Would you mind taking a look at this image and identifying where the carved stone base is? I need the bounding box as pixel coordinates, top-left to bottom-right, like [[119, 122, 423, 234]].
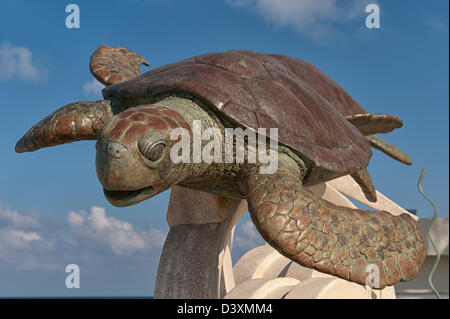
[[155, 176, 415, 299]]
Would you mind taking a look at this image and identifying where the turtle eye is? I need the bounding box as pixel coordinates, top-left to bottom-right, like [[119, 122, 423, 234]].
[[140, 140, 166, 163], [147, 142, 165, 161]]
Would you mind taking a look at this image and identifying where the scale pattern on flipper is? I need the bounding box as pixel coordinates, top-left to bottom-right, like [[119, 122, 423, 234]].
[[90, 45, 149, 86], [15, 100, 112, 153], [246, 154, 426, 288]]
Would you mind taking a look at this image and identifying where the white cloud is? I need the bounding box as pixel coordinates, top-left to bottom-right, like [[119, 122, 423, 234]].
[[0, 41, 47, 81], [234, 219, 265, 250], [0, 204, 166, 270], [82, 78, 104, 97], [68, 210, 85, 227], [69, 206, 165, 256], [225, 0, 374, 40], [11, 230, 41, 242], [0, 229, 41, 248], [0, 204, 41, 229], [0, 226, 55, 270]]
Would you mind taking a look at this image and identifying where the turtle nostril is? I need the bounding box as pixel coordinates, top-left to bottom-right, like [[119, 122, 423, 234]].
[[105, 141, 127, 159]]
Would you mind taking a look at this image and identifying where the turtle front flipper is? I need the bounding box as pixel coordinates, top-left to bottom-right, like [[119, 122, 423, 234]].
[[90, 45, 149, 86], [367, 135, 412, 165], [245, 152, 426, 288], [15, 100, 113, 153]]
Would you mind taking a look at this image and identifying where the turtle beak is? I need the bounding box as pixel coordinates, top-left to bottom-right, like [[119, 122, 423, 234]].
[[95, 138, 166, 206], [103, 187, 161, 207], [95, 140, 129, 191]]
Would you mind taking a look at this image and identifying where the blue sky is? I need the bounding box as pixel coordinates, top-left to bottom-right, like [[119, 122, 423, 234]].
[[0, 0, 448, 296]]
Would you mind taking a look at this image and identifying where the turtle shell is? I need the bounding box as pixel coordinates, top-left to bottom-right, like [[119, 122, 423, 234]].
[[103, 50, 371, 184]]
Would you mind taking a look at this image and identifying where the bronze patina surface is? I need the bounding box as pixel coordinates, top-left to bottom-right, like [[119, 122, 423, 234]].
[[15, 46, 425, 288]]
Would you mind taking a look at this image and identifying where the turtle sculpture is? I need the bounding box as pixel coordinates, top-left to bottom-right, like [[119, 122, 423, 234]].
[[15, 45, 426, 288]]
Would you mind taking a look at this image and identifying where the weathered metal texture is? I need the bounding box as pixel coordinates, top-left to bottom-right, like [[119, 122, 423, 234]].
[[368, 135, 413, 165], [96, 104, 192, 207], [13, 46, 425, 289], [15, 100, 113, 153], [350, 168, 377, 203], [103, 50, 372, 184], [346, 113, 403, 136], [90, 45, 149, 86], [264, 54, 367, 117], [247, 153, 427, 288]]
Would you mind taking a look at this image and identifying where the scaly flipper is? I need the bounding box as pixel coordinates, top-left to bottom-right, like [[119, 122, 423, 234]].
[[346, 113, 412, 165], [350, 168, 377, 203], [15, 100, 113, 153], [89, 45, 149, 86], [367, 135, 412, 165], [245, 152, 426, 288], [346, 113, 403, 136]]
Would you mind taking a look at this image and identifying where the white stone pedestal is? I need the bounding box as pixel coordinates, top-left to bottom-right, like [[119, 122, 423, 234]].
[[154, 176, 416, 299]]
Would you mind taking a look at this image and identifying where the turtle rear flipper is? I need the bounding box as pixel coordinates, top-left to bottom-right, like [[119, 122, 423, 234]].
[[89, 45, 149, 86], [367, 135, 412, 165], [346, 113, 412, 165], [350, 168, 377, 202], [346, 113, 403, 136]]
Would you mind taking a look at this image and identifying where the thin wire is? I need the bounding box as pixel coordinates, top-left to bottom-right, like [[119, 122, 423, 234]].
[[417, 168, 441, 299]]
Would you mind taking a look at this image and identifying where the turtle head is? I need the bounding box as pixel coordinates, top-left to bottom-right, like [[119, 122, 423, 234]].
[[15, 100, 194, 207], [96, 105, 191, 207]]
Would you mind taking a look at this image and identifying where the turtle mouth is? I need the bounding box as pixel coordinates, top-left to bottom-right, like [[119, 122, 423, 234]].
[[103, 186, 158, 207]]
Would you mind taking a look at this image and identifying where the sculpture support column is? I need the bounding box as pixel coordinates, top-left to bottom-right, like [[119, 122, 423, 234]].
[[154, 185, 247, 299]]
